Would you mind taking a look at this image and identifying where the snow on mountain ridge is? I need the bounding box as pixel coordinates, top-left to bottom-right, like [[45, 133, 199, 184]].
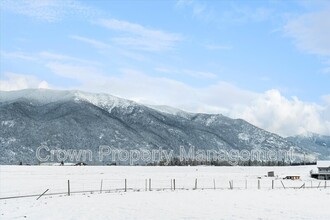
[[0, 89, 136, 112], [296, 131, 320, 138], [146, 104, 194, 119], [0, 89, 74, 103], [0, 89, 207, 117], [73, 90, 135, 112], [146, 105, 184, 115]]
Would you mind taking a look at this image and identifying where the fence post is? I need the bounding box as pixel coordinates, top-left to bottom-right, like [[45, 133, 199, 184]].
[[317, 182, 321, 189], [100, 179, 103, 193], [325, 181, 327, 189], [68, 180, 70, 196], [258, 179, 260, 189], [299, 183, 305, 189], [245, 179, 247, 189], [145, 179, 148, 191], [272, 180, 274, 189], [149, 178, 151, 191], [194, 178, 197, 190], [125, 179, 127, 192], [36, 189, 49, 200], [213, 179, 216, 190], [173, 179, 176, 190]]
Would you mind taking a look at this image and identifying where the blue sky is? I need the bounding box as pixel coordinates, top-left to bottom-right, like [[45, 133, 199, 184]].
[[0, 0, 329, 136]]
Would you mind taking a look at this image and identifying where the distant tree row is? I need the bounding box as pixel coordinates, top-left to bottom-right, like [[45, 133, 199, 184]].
[[19, 158, 316, 166], [144, 157, 316, 166]]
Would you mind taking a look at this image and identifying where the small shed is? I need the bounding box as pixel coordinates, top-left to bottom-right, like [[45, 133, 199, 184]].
[[268, 171, 274, 177], [317, 161, 330, 173], [284, 175, 300, 180], [75, 162, 87, 166]]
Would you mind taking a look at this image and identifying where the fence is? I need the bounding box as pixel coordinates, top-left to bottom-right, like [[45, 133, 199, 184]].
[[1, 178, 329, 200]]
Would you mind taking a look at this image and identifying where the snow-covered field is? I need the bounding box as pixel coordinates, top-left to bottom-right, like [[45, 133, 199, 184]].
[[1, 165, 330, 219]]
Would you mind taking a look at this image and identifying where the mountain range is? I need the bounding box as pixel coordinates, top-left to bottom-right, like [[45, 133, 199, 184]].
[[0, 89, 329, 165]]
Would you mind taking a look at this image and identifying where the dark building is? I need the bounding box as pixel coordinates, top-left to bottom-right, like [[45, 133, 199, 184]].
[[311, 161, 330, 180]]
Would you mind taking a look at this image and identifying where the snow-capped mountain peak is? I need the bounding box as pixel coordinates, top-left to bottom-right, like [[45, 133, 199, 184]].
[[0, 89, 135, 112]]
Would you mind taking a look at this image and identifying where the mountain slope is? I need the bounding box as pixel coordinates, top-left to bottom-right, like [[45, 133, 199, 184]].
[[286, 133, 330, 160], [0, 89, 310, 164]]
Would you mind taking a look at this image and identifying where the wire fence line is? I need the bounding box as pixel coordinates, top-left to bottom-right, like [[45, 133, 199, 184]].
[[1, 178, 329, 200]]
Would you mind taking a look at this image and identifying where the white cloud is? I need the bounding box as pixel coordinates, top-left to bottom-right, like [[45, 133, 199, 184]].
[[284, 7, 330, 72], [38, 81, 49, 89], [0, 72, 49, 91], [322, 94, 330, 104], [233, 90, 330, 137], [0, 0, 99, 22], [70, 35, 148, 61], [229, 5, 273, 23], [42, 62, 256, 114], [70, 35, 112, 50], [97, 19, 183, 51], [175, 0, 215, 22], [284, 8, 330, 56], [321, 59, 330, 74], [184, 70, 217, 79], [0, 50, 36, 61], [154, 67, 218, 79], [39, 51, 100, 66], [176, 0, 272, 24], [45, 62, 105, 82]]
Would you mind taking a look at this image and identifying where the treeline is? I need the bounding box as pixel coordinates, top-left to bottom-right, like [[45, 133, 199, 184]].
[[145, 158, 316, 166]]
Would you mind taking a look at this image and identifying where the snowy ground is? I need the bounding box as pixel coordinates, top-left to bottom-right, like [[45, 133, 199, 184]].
[[1, 165, 330, 219]]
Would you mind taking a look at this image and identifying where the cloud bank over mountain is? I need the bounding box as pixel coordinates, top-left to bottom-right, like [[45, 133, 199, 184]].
[[1, 71, 329, 137]]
